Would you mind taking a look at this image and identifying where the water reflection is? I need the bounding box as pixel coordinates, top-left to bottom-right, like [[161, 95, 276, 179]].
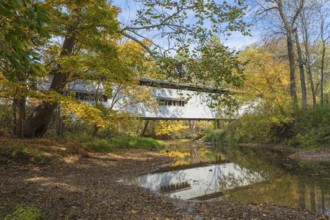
[[125, 163, 264, 200], [121, 143, 330, 216], [223, 147, 330, 216]]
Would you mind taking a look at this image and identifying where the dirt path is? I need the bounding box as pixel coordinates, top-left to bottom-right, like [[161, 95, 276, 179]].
[[290, 148, 330, 162], [0, 138, 328, 219]]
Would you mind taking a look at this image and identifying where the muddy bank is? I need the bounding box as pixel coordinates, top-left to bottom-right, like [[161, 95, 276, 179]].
[[0, 137, 328, 219]]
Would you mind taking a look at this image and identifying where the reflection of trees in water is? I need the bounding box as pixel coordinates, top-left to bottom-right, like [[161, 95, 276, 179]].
[[216, 165, 264, 195], [298, 181, 306, 209], [190, 146, 199, 163], [218, 147, 330, 215], [297, 178, 330, 215], [310, 183, 316, 211]]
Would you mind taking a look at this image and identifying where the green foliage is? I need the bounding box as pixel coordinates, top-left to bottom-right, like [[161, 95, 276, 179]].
[[69, 134, 165, 152], [4, 205, 41, 220], [205, 104, 330, 150], [288, 105, 330, 149], [0, 145, 47, 164], [0, 0, 50, 76], [85, 139, 115, 152], [201, 105, 295, 146], [0, 105, 12, 129], [111, 136, 164, 151], [227, 113, 292, 144], [133, 0, 249, 52], [201, 126, 227, 146], [158, 37, 245, 109]]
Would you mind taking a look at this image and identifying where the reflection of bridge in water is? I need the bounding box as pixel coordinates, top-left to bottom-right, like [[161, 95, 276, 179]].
[[124, 162, 265, 201]]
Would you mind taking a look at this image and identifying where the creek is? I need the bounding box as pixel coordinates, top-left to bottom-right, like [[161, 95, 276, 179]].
[[121, 140, 330, 216]]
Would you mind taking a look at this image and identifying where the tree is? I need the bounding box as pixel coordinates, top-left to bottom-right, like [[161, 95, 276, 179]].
[[119, 0, 249, 58], [22, 0, 124, 138], [255, 0, 305, 109], [294, 29, 307, 107], [0, 0, 51, 137], [239, 44, 291, 114], [298, 0, 318, 106], [317, 0, 330, 105]]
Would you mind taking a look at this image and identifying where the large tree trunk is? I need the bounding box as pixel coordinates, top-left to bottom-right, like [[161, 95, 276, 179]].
[[295, 31, 307, 107], [287, 32, 299, 109], [305, 57, 316, 106], [320, 40, 326, 106], [23, 29, 76, 138], [140, 120, 149, 137], [13, 98, 26, 138], [276, 0, 303, 109], [23, 103, 57, 138], [55, 106, 65, 137], [302, 27, 316, 106]]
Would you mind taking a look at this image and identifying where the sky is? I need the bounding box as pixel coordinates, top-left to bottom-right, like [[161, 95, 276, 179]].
[[219, 31, 259, 50], [112, 0, 260, 51]]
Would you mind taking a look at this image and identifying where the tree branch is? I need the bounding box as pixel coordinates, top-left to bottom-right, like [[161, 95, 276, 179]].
[[120, 31, 158, 60], [291, 0, 305, 28]]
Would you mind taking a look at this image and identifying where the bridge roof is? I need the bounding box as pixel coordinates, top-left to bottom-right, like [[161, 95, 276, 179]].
[[139, 78, 229, 94]]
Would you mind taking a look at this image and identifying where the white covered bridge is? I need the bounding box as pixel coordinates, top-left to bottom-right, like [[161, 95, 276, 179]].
[[129, 78, 223, 120], [39, 77, 251, 121]]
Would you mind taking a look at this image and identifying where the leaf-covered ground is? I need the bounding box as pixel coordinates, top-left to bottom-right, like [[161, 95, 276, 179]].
[[0, 136, 328, 219]]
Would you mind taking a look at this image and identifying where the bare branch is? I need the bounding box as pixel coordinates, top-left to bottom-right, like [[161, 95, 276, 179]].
[[291, 0, 305, 28]]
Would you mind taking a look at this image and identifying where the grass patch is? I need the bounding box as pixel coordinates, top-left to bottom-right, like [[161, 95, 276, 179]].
[[4, 205, 41, 220], [0, 145, 48, 164], [84, 136, 164, 152]]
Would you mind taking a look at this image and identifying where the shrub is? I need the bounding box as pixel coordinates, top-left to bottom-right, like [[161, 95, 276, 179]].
[[224, 112, 294, 144], [4, 205, 41, 220], [85, 139, 115, 152], [0, 105, 12, 129], [201, 128, 227, 146], [0, 145, 47, 164], [288, 105, 330, 149], [207, 104, 330, 150]]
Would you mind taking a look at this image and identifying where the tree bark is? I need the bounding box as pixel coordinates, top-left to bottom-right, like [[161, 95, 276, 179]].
[[302, 22, 316, 106], [320, 40, 326, 106], [305, 53, 316, 106], [141, 120, 149, 136], [13, 98, 26, 138], [55, 106, 64, 137], [295, 31, 307, 107], [287, 32, 299, 109], [23, 28, 76, 138], [276, 0, 304, 109]]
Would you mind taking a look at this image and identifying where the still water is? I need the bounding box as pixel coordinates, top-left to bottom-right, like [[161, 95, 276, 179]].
[[121, 141, 330, 216]]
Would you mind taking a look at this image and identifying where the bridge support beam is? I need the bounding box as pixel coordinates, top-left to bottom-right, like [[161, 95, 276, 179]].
[[214, 119, 221, 129]]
